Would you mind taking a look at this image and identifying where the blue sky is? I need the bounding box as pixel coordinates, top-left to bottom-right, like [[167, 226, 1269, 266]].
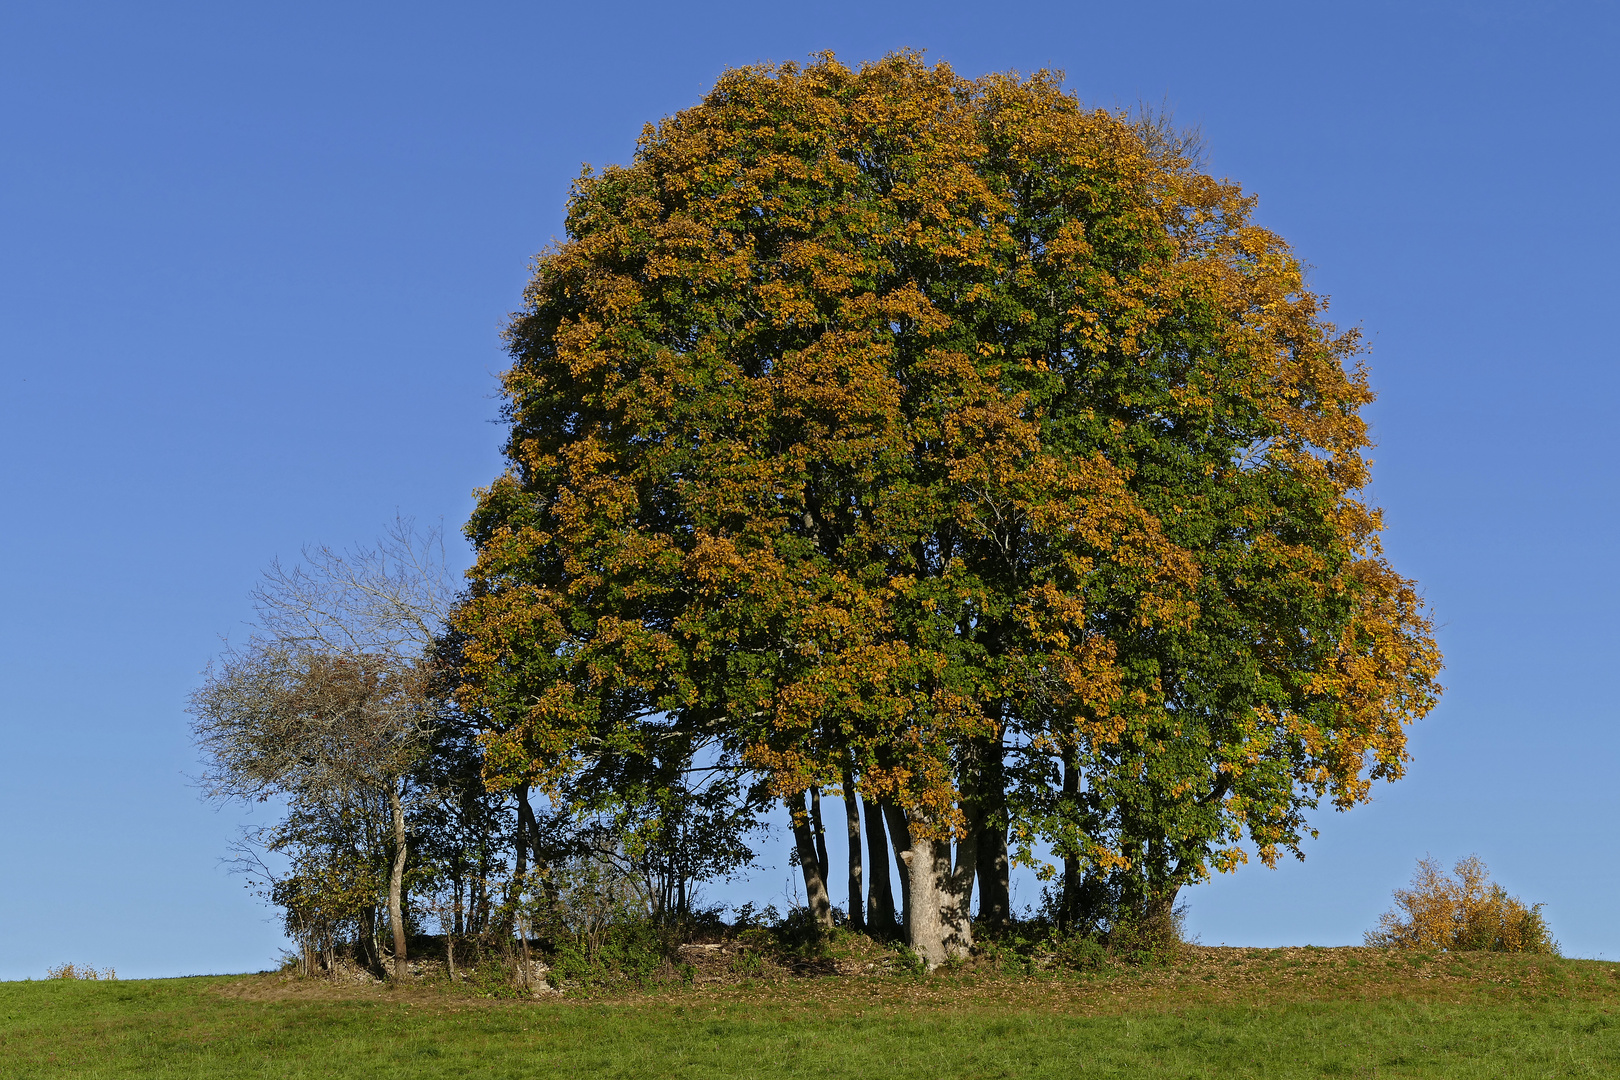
[[2, 1, 1616, 978]]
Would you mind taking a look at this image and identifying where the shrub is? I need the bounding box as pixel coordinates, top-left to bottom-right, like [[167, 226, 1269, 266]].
[[462, 954, 528, 998], [549, 919, 670, 988], [772, 906, 833, 959], [1049, 933, 1110, 972], [1366, 855, 1558, 954], [1105, 903, 1191, 966]]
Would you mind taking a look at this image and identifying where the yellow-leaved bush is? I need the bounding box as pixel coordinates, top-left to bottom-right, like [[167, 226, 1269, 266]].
[[1366, 855, 1557, 955]]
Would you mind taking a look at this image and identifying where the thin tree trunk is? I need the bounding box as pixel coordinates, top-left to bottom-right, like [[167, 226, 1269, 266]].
[[1151, 885, 1181, 941], [974, 727, 1010, 931], [809, 786, 830, 903], [388, 781, 409, 980], [879, 801, 913, 942], [862, 795, 895, 938], [842, 769, 864, 931], [503, 782, 536, 949], [1059, 746, 1080, 931], [677, 862, 688, 924], [955, 802, 980, 920], [976, 825, 1010, 929], [453, 869, 464, 937], [359, 892, 377, 969], [511, 783, 531, 902], [518, 915, 533, 991], [788, 793, 833, 928], [516, 787, 541, 872]]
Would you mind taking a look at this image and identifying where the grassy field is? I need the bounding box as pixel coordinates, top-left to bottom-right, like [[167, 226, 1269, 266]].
[[5, 947, 1620, 1078]]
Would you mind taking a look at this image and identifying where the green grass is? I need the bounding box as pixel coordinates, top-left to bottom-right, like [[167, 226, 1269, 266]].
[[6, 949, 1620, 1078]]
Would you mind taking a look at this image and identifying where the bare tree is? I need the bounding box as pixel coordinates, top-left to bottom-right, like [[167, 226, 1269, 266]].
[[190, 517, 452, 980]]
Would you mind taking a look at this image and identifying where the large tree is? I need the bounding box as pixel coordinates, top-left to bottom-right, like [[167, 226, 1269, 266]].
[[456, 53, 1441, 967]]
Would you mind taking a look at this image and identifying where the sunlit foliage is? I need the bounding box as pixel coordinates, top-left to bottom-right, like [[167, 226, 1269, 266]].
[[1366, 855, 1557, 955], [456, 51, 1442, 947]]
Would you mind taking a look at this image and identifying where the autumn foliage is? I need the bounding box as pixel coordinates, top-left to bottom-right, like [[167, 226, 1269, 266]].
[[454, 51, 1442, 962], [1366, 856, 1557, 955]]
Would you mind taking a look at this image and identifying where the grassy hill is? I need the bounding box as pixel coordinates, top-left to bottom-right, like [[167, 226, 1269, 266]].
[[4, 946, 1618, 1078]]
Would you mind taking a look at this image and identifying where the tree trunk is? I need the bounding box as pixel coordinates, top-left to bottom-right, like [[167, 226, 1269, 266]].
[[511, 783, 531, 895], [879, 801, 913, 943], [360, 906, 379, 971], [453, 868, 464, 937], [974, 729, 1010, 931], [1150, 885, 1181, 940], [862, 795, 895, 938], [505, 782, 540, 943], [976, 825, 1010, 929], [388, 781, 409, 980], [1059, 747, 1080, 931], [809, 786, 830, 901], [788, 793, 833, 928], [895, 808, 978, 970], [518, 915, 533, 991], [841, 770, 864, 931]]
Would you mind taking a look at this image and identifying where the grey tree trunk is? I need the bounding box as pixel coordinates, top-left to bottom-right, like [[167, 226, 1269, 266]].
[[884, 801, 979, 969], [862, 795, 895, 938], [388, 781, 409, 980], [842, 771, 864, 931], [788, 793, 834, 927]]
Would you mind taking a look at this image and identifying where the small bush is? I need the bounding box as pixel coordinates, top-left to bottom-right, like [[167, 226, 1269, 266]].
[[770, 907, 833, 960], [550, 919, 669, 988], [1049, 933, 1110, 972], [729, 950, 768, 978], [975, 898, 1189, 973], [1105, 904, 1190, 966], [46, 963, 115, 980], [1367, 855, 1558, 955], [461, 954, 527, 998], [888, 944, 928, 978]]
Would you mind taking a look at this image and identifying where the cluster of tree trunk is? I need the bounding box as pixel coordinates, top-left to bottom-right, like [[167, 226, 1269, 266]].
[[789, 784, 1013, 968]]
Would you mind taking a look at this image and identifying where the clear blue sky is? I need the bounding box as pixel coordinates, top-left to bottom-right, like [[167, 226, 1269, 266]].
[[3, 1, 1616, 979]]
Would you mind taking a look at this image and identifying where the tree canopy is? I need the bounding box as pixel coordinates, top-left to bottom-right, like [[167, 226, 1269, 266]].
[[454, 51, 1442, 965]]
